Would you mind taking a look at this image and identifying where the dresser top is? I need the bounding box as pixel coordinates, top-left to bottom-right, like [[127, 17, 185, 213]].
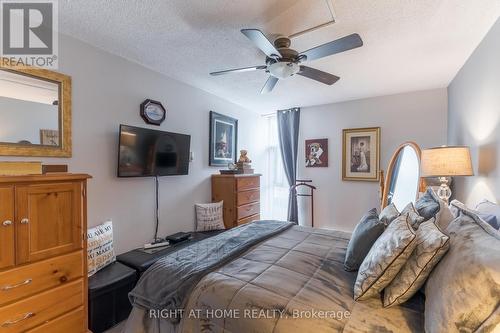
[[211, 173, 262, 178], [0, 173, 92, 184]]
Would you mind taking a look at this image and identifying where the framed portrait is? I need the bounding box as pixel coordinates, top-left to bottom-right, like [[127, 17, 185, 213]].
[[40, 129, 60, 146], [305, 138, 328, 167], [342, 127, 380, 181], [209, 111, 238, 166]]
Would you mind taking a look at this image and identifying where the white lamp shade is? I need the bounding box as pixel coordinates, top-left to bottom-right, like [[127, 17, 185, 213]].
[[421, 146, 474, 177]]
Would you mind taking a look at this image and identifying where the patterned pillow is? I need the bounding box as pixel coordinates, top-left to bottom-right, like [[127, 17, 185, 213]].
[[354, 215, 418, 301], [195, 201, 225, 231], [87, 220, 116, 276], [416, 188, 454, 230], [425, 202, 500, 332], [379, 203, 400, 225], [383, 218, 449, 307], [344, 208, 386, 271], [401, 203, 425, 229]]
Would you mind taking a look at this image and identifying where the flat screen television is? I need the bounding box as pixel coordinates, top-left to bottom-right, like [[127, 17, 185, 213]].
[[118, 125, 191, 177]]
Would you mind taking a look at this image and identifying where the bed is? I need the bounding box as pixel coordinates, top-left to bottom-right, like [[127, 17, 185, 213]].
[[123, 142, 499, 333], [124, 224, 423, 333]]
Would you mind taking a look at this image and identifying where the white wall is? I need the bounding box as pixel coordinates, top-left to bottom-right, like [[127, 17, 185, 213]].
[[448, 18, 500, 206], [0, 34, 264, 254], [0, 97, 58, 144], [297, 89, 448, 232]]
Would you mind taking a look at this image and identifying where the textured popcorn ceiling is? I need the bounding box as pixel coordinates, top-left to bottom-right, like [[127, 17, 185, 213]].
[[58, 0, 500, 113]]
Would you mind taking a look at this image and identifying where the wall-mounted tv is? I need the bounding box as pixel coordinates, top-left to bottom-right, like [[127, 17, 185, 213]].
[[117, 125, 191, 177]]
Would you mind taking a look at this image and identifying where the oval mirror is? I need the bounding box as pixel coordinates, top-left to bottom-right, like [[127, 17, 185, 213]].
[[382, 142, 422, 211]]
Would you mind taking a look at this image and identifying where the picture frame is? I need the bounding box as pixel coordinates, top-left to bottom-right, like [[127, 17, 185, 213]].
[[305, 138, 328, 167], [40, 129, 60, 146], [342, 127, 380, 181], [209, 111, 238, 166]]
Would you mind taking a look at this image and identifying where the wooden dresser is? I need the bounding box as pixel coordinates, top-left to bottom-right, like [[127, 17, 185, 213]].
[[211, 174, 261, 229], [0, 174, 91, 333]]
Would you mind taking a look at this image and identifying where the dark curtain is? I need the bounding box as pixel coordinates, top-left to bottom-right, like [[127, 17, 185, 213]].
[[277, 107, 300, 223]]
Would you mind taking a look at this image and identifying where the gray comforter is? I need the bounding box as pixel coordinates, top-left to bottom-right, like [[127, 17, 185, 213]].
[[124, 224, 424, 333], [129, 220, 293, 320]]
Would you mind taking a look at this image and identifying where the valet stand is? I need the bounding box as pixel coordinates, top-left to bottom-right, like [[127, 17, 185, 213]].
[[292, 179, 317, 227]]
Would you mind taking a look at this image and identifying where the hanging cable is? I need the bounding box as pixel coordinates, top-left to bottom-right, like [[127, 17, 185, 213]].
[[153, 175, 160, 243]]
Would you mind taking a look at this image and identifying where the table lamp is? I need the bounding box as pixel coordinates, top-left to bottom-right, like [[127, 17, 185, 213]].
[[420, 146, 474, 203]]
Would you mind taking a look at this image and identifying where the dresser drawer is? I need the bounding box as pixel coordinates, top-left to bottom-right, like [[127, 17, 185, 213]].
[[26, 307, 85, 333], [237, 202, 260, 220], [0, 251, 83, 306], [236, 176, 260, 191], [0, 279, 83, 333], [236, 189, 260, 206], [237, 214, 260, 226]]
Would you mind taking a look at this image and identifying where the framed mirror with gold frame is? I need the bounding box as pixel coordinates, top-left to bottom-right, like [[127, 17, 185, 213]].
[[0, 59, 71, 157]]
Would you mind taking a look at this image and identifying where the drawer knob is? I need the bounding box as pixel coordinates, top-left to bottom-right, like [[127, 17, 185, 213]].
[[2, 220, 12, 226], [1, 312, 35, 327], [1, 278, 32, 291], [20, 218, 29, 224]]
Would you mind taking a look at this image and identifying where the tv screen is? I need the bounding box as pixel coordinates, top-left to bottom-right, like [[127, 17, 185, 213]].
[[118, 125, 191, 177]]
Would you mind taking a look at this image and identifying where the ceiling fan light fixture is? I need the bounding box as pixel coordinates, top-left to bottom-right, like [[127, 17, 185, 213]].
[[268, 62, 300, 79]]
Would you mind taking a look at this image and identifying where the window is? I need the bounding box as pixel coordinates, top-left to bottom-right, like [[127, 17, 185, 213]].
[[261, 113, 288, 220]]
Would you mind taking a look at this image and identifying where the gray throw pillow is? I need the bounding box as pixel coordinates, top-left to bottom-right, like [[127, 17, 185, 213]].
[[379, 203, 400, 225], [478, 213, 499, 230], [383, 218, 449, 307], [415, 188, 440, 220], [424, 202, 500, 332], [344, 208, 386, 271], [401, 203, 425, 229], [476, 199, 500, 229], [354, 215, 417, 301]]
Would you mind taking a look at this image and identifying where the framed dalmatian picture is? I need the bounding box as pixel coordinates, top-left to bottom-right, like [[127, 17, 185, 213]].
[[305, 138, 328, 167]]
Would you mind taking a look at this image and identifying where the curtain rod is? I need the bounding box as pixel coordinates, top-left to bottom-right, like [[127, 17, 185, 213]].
[[261, 107, 300, 118]]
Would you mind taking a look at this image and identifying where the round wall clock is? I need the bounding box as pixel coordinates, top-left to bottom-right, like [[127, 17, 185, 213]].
[[140, 99, 166, 125]]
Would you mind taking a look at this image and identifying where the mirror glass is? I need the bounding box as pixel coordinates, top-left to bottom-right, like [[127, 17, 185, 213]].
[[0, 69, 60, 146], [387, 145, 420, 211]]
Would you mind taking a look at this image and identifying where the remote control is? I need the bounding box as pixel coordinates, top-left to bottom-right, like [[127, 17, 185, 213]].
[[143, 240, 170, 249]]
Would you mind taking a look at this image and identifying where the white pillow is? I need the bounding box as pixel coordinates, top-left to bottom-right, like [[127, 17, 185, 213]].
[[195, 201, 225, 231], [87, 220, 116, 276]]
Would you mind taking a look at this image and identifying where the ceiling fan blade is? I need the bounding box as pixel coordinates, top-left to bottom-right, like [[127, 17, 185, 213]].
[[261, 76, 279, 94], [297, 66, 340, 85], [300, 33, 363, 62], [210, 65, 267, 76], [241, 29, 282, 58]]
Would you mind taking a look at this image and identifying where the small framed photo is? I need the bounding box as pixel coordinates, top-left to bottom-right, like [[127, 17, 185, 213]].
[[209, 111, 238, 166], [305, 139, 328, 167], [342, 127, 380, 181], [40, 129, 59, 146]]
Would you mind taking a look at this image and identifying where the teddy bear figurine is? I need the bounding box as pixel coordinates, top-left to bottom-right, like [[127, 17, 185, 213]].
[[238, 150, 252, 163]]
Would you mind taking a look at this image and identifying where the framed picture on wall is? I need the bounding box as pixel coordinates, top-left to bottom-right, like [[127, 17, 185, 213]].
[[305, 138, 328, 167], [40, 129, 60, 146], [342, 127, 380, 181], [209, 111, 238, 166]]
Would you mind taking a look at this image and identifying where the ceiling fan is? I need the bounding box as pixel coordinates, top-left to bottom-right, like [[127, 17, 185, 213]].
[[210, 29, 363, 94]]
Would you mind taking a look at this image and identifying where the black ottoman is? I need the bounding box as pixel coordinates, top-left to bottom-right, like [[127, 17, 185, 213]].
[[88, 262, 137, 333], [117, 230, 224, 276]]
